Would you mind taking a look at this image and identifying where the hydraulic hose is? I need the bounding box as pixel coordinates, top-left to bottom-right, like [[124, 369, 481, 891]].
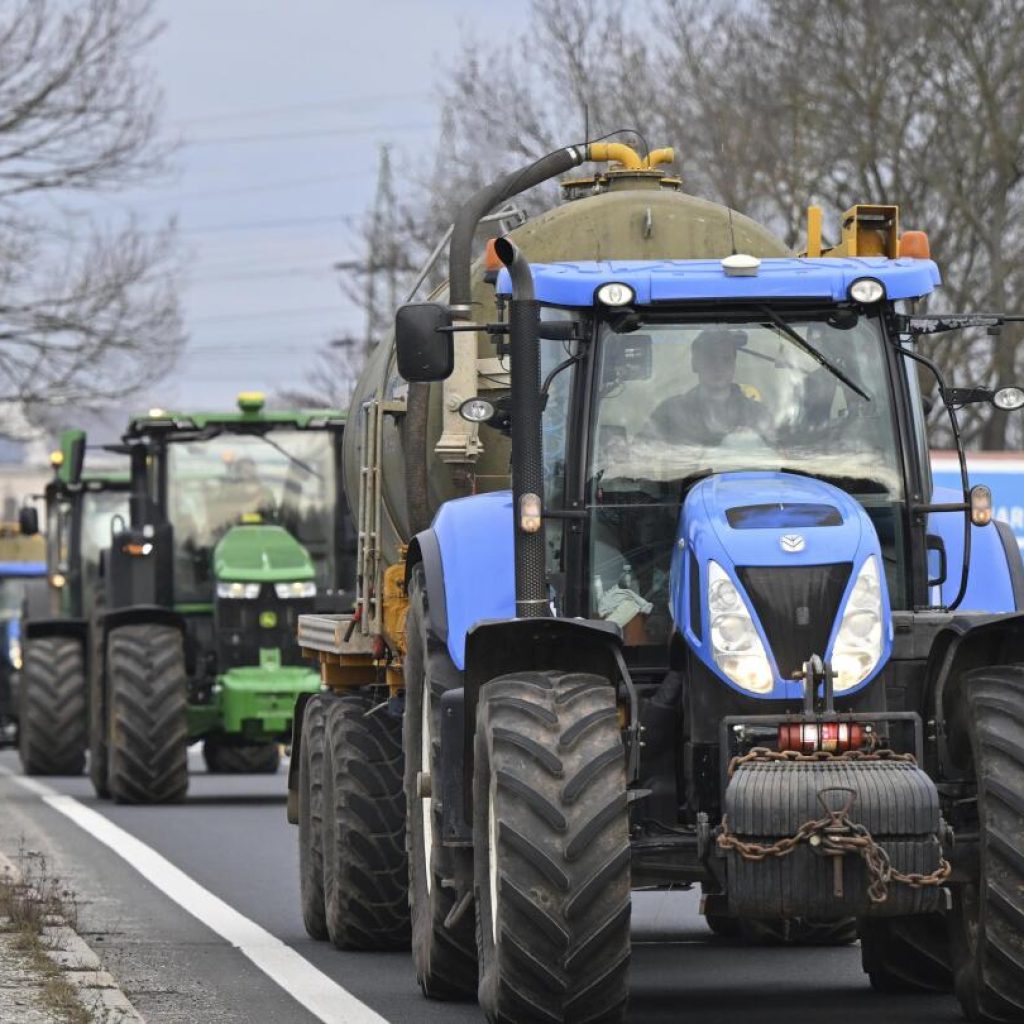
[[404, 144, 588, 537]]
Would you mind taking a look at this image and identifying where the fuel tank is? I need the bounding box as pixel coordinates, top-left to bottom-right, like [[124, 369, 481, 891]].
[[344, 169, 790, 568]]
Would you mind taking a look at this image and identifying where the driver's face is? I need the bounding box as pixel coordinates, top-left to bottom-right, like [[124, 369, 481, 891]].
[[694, 345, 737, 389]]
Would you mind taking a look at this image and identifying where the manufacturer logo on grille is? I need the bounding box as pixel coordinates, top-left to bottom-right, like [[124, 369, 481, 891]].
[[779, 534, 806, 553]]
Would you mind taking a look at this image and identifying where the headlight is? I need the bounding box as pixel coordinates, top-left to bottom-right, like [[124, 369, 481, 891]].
[[217, 581, 261, 600], [832, 556, 884, 691], [274, 581, 316, 599], [10, 639, 21, 670], [707, 561, 774, 694]]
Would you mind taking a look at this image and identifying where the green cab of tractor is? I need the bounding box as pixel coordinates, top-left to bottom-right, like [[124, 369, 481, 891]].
[[93, 393, 355, 803]]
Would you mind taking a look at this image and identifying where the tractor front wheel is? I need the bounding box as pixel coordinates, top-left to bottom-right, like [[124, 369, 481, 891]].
[[321, 692, 410, 950], [474, 671, 631, 1024], [949, 665, 1024, 1022], [88, 594, 109, 798], [18, 636, 86, 775], [859, 915, 952, 993], [107, 624, 188, 804], [298, 694, 329, 940]]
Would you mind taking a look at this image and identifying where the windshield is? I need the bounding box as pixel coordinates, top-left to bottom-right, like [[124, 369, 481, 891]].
[[588, 313, 908, 641], [0, 579, 29, 618], [81, 490, 129, 603], [166, 430, 337, 602]]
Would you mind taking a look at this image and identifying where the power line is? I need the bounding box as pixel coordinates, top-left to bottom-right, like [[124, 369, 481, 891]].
[[172, 92, 427, 128], [189, 304, 345, 326], [192, 265, 336, 285], [180, 213, 358, 236], [126, 170, 376, 209], [182, 121, 434, 148]]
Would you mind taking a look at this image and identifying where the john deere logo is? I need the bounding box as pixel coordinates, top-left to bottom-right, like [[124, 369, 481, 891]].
[[780, 534, 805, 553]]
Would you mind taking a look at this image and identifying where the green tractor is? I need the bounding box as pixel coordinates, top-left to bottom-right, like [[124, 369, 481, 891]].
[[18, 430, 130, 776], [92, 393, 354, 802]]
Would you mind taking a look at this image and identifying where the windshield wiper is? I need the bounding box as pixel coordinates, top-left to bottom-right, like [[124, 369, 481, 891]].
[[257, 433, 322, 479], [760, 306, 871, 402]]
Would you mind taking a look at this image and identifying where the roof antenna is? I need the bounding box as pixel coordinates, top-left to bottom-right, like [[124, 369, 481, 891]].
[[727, 206, 738, 256], [583, 101, 590, 145]]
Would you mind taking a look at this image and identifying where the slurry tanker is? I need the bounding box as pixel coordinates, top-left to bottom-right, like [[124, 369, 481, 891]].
[[293, 141, 1024, 1024]]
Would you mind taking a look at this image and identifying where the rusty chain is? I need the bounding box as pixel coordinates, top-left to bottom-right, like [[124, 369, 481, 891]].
[[717, 748, 951, 903], [726, 745, 917, 779]]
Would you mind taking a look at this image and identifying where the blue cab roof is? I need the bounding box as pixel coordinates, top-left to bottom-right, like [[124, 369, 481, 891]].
[[496, 256, 941, 306], [0, 561, 46, 577]]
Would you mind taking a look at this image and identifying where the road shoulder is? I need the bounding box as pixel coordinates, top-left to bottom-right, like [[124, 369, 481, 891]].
[[0, 847, 144, 1023]]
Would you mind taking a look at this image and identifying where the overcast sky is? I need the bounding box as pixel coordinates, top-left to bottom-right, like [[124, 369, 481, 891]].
[[111, 0, 528, 415]]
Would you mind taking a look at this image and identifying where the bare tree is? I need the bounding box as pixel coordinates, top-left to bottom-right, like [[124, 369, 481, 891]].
[[0, 0, 181, 417], [355, 0, 1024, 448]]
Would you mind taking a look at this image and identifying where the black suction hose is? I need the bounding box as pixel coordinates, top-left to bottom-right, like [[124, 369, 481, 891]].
[[404, 145, 588, 537]]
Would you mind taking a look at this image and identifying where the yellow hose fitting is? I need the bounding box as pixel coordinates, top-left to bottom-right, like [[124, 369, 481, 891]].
[[587, 142, 644, 170], [643, 147, 675, 169]]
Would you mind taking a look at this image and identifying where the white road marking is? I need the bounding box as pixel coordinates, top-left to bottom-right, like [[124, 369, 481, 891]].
[[0, 769, 389, 1024]]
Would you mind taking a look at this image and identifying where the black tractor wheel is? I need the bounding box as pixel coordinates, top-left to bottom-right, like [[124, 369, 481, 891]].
[[299, 693, 329, 940], [107, 624, 188, 804], [404, 565, 477, 999], [474, 671, 631, 1024], [88, 593, 109, 798], [859, 915, 953, 993], [949, 665, 1024, 1022], [18, 636, 87, 775], [321, 692, 410, 950], [203, 737, 280, 774]]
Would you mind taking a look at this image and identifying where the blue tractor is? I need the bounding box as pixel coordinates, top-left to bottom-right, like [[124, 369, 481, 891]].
[[390, 147, 1024, 1024]]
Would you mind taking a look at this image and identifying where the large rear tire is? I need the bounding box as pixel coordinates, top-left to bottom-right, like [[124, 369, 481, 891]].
[[859, 915, 953, 993], [474, 671, 631, 1024], [88, 593, 109, 798], [949, 666, 1024, 1022], [404, 565, 477, 999], [321, 692, 410, 950], [18, 636, 86, 775], [203, 737, 280, 774], [107, 624, 188, 804], [298, 693, 328, 940]]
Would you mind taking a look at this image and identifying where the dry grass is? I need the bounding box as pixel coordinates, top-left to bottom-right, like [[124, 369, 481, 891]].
[[0, 846, 92, 1023]]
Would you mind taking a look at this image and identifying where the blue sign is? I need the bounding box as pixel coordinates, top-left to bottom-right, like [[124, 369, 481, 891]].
[[932, 453, 1024, 549]]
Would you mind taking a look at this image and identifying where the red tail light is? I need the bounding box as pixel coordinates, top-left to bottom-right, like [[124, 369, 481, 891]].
[[778, 722, 867, 754]]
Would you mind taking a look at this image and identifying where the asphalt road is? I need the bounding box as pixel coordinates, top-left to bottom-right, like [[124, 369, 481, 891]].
[[0, 748, 963, 1024]]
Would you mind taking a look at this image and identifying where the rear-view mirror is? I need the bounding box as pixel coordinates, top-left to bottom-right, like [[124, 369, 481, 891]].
[[925, 534, 947, 589], [395, 302, 454, 383], [18, 505, 39, 537], [607, 334, 652, 383]]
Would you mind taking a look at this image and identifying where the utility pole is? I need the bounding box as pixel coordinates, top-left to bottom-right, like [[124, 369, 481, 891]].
[[333, 144, 405, 366]]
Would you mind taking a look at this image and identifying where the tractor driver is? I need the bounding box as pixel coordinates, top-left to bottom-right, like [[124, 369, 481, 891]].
[[647, 328, 770, 445], [213, 456, 277, 530]]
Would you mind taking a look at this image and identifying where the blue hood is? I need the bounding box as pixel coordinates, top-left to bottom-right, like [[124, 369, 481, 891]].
[[670, 471, 892, 700]]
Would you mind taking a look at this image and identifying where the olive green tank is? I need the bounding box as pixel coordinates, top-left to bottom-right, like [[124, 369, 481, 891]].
[[345, 160, 789, 567]]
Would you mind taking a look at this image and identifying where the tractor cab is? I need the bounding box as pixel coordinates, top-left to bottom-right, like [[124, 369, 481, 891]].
[[33, 431, 130, 621], [16, 429, 129, 774], [475, 208, 1024, 691], [93, 393, 356, 801]]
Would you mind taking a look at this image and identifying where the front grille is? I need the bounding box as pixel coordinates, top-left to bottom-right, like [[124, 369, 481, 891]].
[[215, 587, 314, 671], [736, 564, 851, 678]]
